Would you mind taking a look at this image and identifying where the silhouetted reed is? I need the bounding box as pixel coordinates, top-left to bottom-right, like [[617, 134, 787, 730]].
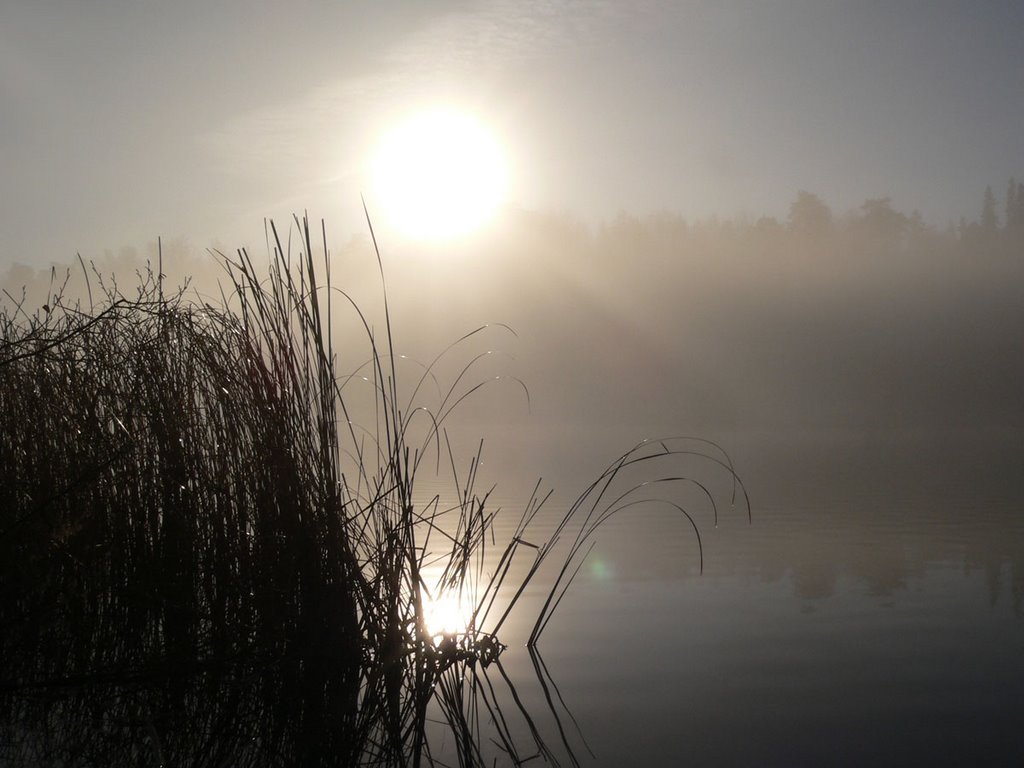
[[0, 215, 747, 766]]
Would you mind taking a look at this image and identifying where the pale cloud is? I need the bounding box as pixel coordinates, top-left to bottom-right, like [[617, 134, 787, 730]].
[[380, 0, 625, 73], [3, 1, 1022, 268], [200, 0, 628, 213]]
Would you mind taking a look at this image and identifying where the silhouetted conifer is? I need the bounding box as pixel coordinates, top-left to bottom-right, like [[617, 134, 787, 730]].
[[982, 185, 999, 232]]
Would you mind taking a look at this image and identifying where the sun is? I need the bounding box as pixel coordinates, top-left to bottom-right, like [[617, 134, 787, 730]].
[[370, 109, 507, 241]]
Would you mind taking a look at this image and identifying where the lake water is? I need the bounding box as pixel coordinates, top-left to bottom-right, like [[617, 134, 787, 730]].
[[427, 434, 1024, 766]]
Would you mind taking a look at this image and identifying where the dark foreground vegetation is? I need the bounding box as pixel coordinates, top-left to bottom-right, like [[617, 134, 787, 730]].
[[0, 217, 745, 766]]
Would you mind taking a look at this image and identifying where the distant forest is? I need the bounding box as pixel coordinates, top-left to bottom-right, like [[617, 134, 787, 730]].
[[2, 181, 1023, 495], [579, 179, 1024, 261], [3, 180, 1024, 296], [772, 180, 1024, 251]]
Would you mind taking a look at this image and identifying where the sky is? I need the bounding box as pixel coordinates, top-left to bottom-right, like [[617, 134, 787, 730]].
[[2, 1, 1023, 267], [4, 8, 1024, 760]]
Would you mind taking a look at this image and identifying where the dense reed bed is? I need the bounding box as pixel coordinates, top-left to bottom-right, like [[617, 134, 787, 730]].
[[0, 216, 747, 766]]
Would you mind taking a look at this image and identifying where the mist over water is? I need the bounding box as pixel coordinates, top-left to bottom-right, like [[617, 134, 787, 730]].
[[5, 194, 1022, 572], [4, 191, 1024, 764], [5, 0, 1024, 762]]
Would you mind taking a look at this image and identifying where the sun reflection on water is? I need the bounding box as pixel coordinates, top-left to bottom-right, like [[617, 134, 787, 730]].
[[422, 591, 473, 640]]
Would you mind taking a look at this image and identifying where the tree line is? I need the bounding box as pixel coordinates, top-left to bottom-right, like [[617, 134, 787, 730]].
[[760, 180, 1024, 255], [4, 179, 1023, 308]]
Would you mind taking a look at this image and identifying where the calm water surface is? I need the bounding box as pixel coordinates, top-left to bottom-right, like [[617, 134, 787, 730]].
[[439, 437, 1024, 766]]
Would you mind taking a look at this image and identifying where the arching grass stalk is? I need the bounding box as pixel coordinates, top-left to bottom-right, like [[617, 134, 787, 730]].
[[522, 438, 751, 646], [1, 213, 747, 766]]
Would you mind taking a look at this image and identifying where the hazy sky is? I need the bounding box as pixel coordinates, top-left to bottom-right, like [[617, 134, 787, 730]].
[[2, 1, 1022, 266]]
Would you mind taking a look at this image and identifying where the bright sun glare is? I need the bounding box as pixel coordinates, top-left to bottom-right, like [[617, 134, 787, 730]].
[[423, 592, 472, 638], [370, 109, 507, 241]]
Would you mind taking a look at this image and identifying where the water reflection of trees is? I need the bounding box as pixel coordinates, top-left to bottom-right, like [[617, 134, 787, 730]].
[[706, 492, 1024, 611]]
